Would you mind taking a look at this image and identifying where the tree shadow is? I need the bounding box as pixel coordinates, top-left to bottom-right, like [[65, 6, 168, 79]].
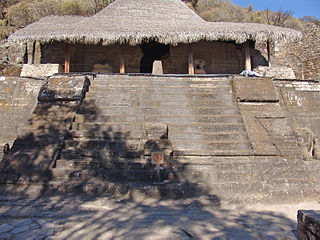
[[50, 97, 209, 201], [0, 193, 299, 239], [0, 74, 300, 239]]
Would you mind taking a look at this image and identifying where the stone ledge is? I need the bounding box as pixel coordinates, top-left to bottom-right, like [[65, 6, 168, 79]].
[[38, 75, 90, 102], [21, 64, 63, 78], [233, 77, 279, 102]]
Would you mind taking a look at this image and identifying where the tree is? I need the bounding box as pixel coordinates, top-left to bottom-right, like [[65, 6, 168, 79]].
[[87, 0, 114, 14], [302, 16, 320, 26], [0, 0, 20, 19], [265, 8, 294, 27], [6, 1, 33, 28]]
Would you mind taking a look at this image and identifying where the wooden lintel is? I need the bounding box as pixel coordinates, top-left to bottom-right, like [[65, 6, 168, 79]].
[[267, 40, 271, 67], [188, 44, 194, 75], [244, 41, 251, 71], [64, 40, 70, 73], [120, 45, 125, 73]]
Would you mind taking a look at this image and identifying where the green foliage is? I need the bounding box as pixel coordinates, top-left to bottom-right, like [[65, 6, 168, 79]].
[[61, 0, 82, 15], [302, 16, 320, 26], [196, 0, 305, 30], [0, 0, 115, 39], [0, 19, 14, 38], [6, 1, 35, 28]]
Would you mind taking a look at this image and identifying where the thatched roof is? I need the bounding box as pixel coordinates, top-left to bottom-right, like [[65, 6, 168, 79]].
[[8, 0, 302, 45]]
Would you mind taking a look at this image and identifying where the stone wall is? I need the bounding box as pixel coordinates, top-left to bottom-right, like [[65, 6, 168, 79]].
[[256, 24, 320, 80], [0, 40, 25, 76], [21, 64, 63, 78], [275, 80, 320, 160], [0, 75, 90, 185], [0, 77, 43, 151]]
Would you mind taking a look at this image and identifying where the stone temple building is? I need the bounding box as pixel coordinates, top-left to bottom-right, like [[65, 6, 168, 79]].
[[1, 0, 320, 203], [9, 0, 301, 76]]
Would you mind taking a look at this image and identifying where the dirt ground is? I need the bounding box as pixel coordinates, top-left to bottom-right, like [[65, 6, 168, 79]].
[[0, 191, 319, 240]]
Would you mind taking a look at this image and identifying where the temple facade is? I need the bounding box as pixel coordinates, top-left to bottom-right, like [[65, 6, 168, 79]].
[[9, 0, 301, 76]]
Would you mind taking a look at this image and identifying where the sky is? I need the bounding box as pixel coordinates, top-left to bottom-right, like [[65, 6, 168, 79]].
[[232, 0, 320, 19]]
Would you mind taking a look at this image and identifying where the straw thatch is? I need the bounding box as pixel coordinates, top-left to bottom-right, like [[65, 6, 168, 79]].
[[8, 0, 302, 45]]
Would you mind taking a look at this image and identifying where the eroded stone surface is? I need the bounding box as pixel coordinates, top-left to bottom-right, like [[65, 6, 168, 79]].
[[0, 77, 43, 148], [298, 210, 320, 240], [233, 77, 279, 102], [21, 64, 63, 78]]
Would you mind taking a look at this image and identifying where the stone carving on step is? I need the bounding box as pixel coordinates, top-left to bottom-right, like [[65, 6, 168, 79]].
[[296, 128, 319, 161]]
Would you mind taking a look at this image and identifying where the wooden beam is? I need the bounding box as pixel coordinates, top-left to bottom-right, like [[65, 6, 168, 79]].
[[120, 45, 125, 73], [188, 44, 194, 75], [27, 41, 35, 64], [244, 41, 251, 71], [64, 40, 70, 73], [267, 40, 271, 67], [34, 41, 41, 64]]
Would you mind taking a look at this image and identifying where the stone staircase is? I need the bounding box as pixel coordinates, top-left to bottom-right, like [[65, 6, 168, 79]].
[[51, 75, 253, 184], [2, 74, 319, 203]]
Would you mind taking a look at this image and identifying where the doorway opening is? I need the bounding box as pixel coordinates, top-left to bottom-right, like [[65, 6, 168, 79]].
[[140, 42, 170, 73]]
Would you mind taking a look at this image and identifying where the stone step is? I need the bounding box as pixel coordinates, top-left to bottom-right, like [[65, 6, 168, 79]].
[[51, 168, 156, 182], [71, 122, 144, 132], [63, 138, 250, 151], [61, 149, 117, 160], [47, 180, 199, 199], [88, 87, 232, 95], [70, 131, 249, 142], [64, 139, 117, 150], [55, 158, 144, 169], [173, 149, 254, 156], [69, 130, 143, 139], [172, 141, 252, 151], [74, 114, 243, 124], [85, 92, 234, 102], [82, 96, 234, 108], [90, 83, 231, 91], [169, 132, 249, 141], [169, 123, 247, 133], [77, 107, 240, 116], [93, 76, 230, 83], [90, 81, 231, 88], [71, 122, 246, 133]]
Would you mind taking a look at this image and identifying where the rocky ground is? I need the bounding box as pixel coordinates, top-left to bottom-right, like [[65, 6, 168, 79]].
[[0, 190, 319, 240]]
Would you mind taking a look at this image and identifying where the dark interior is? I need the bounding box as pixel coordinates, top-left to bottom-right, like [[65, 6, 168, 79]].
[[140, 42, 170, 73]]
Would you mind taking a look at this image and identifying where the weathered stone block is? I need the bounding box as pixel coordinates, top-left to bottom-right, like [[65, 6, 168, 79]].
[[21, 64, 63, 78], [145, 123, 168, 140], [38, 75, 89, 102], [254, 66, 296, 79], [116, 140, 144, 158], [152, 60, 163, 74], [233, 77, 279, 102], [298, 210, 320, 240], [7, 42, 25, 64]]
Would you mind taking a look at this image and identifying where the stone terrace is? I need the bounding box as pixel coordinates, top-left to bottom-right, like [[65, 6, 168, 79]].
[[0, 74, 319, 204]]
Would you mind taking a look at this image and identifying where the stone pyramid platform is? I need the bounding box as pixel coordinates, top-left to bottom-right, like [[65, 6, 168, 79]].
[[1, 74, 320, 203]]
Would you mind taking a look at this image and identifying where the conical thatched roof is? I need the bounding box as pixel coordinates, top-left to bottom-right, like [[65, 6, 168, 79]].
[[8, 0, 302, 45]]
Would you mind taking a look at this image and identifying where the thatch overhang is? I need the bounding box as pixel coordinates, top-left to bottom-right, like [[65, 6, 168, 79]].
[[8, 0, 302, 45]]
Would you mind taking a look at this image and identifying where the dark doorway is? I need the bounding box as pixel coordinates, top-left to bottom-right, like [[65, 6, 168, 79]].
[[140, 42, 170, 73]]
